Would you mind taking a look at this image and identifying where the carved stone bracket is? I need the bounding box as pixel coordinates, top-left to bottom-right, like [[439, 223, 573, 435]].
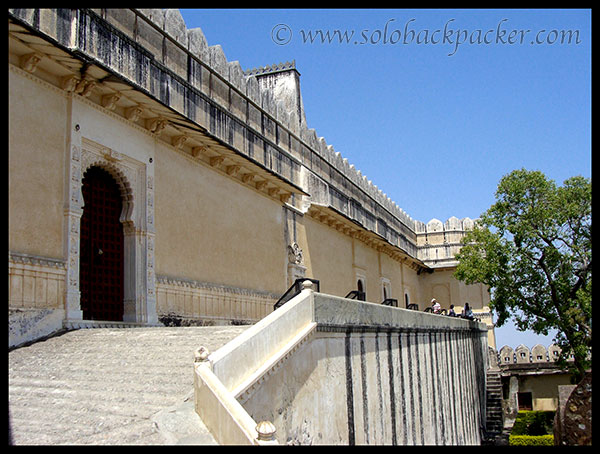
[[146, 117, 168, 134], [101, 93, 121, 111], [19, 52, 42, 73]]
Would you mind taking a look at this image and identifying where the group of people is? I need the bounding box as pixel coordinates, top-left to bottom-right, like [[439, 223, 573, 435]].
[[430, 298, 474, 320]]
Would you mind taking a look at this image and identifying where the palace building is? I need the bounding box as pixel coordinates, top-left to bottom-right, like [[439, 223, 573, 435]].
[[8, 9, 493, 348]]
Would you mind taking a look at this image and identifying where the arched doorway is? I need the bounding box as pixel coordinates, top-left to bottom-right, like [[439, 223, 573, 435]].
[[79, 166, 124, 321]]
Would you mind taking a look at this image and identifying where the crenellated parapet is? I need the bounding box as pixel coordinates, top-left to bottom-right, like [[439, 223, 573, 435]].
[[8, 7, 479, 270], [497, 343, 573, 365], [415, 217, 478, 268], [132, 10, 422, 236]]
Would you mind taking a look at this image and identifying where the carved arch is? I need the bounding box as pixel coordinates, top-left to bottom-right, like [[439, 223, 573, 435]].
[[64, 137, 157, 324], [81, 155, 135, 229]]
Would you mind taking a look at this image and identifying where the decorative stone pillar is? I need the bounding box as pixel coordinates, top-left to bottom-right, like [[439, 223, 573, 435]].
[[64, 109, 84, 321], [194, 346, 210, 363], [122, 223, 140, 323]]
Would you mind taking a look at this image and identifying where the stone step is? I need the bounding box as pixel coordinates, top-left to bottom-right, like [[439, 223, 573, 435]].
[[9, 383, 179, 409], [485, 371, 504, 441], [486, 420, 503, 427], [487, 416, 503, 422], [486, 406, 503, 413], [10, 412, 164, 445], [487, 417, 503, 423], [9, 325, 248, 445]]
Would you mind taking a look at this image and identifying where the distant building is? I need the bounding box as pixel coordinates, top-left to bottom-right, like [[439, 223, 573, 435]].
[[497, 344, 574, 419]]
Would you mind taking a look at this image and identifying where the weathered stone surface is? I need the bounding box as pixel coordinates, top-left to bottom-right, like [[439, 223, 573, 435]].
[[228, 60, 245, 91], [163, 9, 187, 45], [557, 371, 592, 446], [187, 27, 209, 63], [236, 293, 488, 445], [554, 383, 576, 445], [209, 44, 228, 78], [8, 326, 248, 445], [138, 8, 165, 28], [9, 308, 64, 348]]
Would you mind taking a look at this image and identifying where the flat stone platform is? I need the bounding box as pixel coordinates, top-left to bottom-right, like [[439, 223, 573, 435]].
[[8, 325, 249, 445]]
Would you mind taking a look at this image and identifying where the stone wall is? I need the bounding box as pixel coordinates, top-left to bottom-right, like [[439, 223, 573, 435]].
[[415, 217, 477, 268], [8, 253, 68, 347], [197, 288, 489, 445], [8, 8, 473, 267], [8, 253, 66, 311], [155, 275, 278, 325], [9, 9, 490, 342]]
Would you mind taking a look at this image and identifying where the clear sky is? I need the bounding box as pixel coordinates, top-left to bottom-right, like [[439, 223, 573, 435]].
[[179, 9, 591, 350]]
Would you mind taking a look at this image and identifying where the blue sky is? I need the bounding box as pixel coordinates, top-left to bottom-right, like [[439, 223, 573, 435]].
[[179, 9, 591, 349]]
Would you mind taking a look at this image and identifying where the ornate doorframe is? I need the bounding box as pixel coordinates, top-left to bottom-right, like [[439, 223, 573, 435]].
[[80, 166, 125, 321], [64, 136, 157, 324]]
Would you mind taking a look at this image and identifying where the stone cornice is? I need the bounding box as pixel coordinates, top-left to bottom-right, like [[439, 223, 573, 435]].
[[156, 275, 280, 300], [8, 8, 477, 269], [9, 252, 66, 270]]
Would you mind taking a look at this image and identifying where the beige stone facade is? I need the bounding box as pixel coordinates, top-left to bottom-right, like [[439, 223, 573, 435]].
[[8, 9, 492, 346]]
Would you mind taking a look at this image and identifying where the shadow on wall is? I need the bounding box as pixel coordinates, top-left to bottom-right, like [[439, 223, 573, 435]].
[[195, 287, 488, 445]]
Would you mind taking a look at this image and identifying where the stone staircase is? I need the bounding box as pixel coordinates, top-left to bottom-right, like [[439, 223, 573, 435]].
[[483, 370, 506, 445], [8, 325, 248, 445]]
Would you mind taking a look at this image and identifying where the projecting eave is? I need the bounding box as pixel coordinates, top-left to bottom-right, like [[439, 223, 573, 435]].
[[306, 203, 430, 273], [9, 11, 308, 205]]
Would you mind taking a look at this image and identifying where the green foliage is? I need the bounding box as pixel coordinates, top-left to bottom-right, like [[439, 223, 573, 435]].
[[454, 169, 591, 379], [511, 411, 555, 435], [509, 434, 554, 446]]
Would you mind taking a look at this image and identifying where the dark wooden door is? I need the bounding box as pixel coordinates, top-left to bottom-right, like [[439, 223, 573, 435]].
[[80, 166, 124, 321]]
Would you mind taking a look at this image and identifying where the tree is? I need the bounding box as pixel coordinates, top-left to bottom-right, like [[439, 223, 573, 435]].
[[454, 169, 591, 380]]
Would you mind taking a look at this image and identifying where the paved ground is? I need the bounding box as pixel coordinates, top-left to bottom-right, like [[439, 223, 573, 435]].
[[8, 325, 249, 445]]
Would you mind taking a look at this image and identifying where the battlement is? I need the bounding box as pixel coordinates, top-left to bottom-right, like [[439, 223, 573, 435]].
[[415, 216, 478, 268], [132, 10, 479, 255], [497, 344, 574, 365], [134, 8, 423, 232], [9, 8, 477, 270]]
